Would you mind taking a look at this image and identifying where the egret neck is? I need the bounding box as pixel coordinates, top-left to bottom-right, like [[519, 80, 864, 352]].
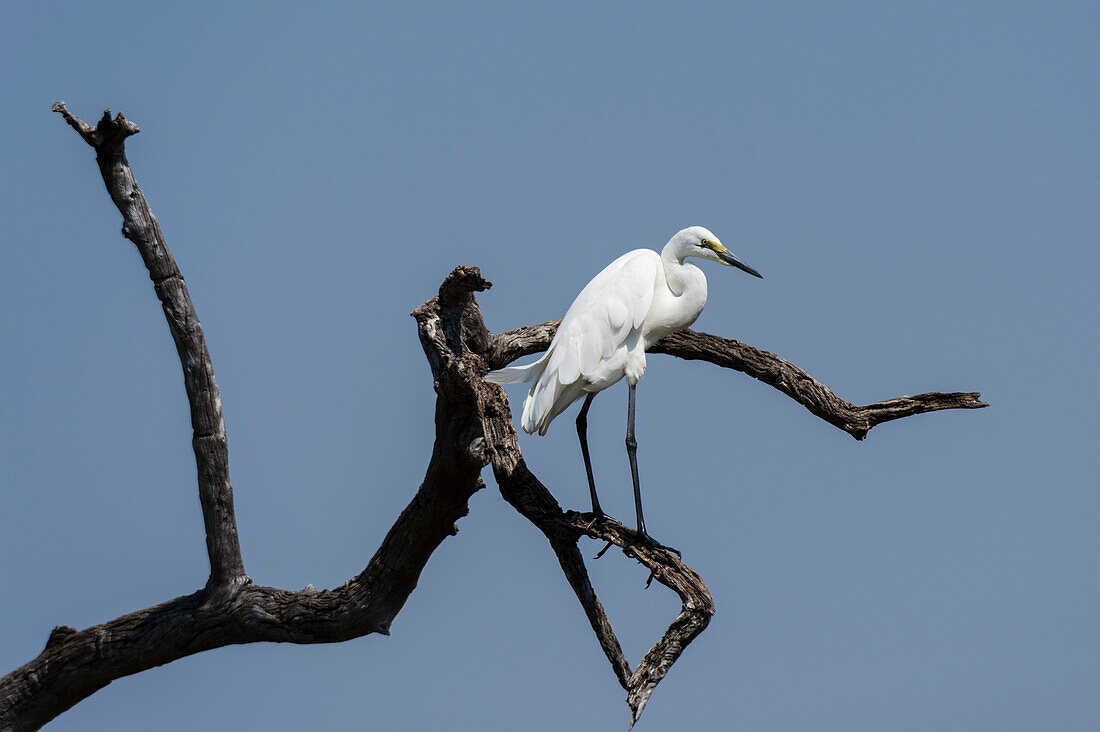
[[647, 241, 709, 345]]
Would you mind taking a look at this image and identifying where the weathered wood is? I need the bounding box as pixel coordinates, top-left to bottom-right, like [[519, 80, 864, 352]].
[[0, 106, 485, 732], [51, 102, 247, 592]]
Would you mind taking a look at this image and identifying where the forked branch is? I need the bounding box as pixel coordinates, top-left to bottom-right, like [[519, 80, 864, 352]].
[[1, 104, 485, 731], [0, 104, 987, 731]]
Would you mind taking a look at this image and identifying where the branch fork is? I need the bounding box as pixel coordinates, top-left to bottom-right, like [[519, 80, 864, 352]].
[[414, 269, 715, 723]]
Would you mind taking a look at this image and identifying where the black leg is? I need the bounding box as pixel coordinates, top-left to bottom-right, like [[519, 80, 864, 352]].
[[625, 382, 646, 536], [576, 393, 604, 517], [626, 383, 679, 556]]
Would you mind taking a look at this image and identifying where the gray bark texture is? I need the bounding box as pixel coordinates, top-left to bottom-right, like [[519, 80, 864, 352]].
[[0, 104, 988, 731]]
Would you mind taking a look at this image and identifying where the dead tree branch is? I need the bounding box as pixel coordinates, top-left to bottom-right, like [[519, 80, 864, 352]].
[[490, 321, 987, 440], [0, 104, 987, 731], [51, 101, 247, 592], [0, 104, 484, 732]]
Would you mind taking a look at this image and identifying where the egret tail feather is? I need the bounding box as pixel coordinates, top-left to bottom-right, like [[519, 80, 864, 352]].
[[484, 366, 534, 384], [484, 354, 548, 385]]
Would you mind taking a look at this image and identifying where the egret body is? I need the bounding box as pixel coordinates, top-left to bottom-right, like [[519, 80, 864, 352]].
[[486, 226, 761, 548]]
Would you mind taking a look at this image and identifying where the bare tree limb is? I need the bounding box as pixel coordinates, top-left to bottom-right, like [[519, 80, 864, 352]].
[[50, 101, 247, 593], [0, 105, 486, 732], [489, 320, 988, 440]]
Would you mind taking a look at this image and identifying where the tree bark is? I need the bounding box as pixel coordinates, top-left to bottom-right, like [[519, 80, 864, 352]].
[[0, 104, 988, 731]]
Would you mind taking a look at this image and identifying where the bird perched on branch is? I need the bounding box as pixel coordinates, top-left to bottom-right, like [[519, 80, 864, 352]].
[[486, 226, 761, 551]]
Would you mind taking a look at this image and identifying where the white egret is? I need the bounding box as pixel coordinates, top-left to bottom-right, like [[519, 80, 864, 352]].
[[486, 226, 762, 550]]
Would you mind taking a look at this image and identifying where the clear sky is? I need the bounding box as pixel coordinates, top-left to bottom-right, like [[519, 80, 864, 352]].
[[2, 1, 1097, 729]]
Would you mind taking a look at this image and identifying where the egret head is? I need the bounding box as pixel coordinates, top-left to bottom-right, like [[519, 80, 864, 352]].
[[674, 226, 762, 278]]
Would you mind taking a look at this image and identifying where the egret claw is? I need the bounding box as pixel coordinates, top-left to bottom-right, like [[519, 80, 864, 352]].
[[584, 511, 616, 532], [634, 531, 681, 558]]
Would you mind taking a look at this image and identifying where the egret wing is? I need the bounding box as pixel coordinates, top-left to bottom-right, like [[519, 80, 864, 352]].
[[545, 249, 659, 386]]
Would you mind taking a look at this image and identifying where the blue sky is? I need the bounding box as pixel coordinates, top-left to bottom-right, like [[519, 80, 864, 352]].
[[2, 1, 1097, 729]]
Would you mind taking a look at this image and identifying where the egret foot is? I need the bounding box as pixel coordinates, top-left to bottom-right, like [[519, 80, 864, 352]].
[[583, 510, 616, 532], [633, 531, 681, 558], [594, 541, 614, 559]]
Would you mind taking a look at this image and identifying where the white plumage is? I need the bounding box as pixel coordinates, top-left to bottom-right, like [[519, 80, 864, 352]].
[[487, 226, 760, 434], [488, 249, 656, 433]]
